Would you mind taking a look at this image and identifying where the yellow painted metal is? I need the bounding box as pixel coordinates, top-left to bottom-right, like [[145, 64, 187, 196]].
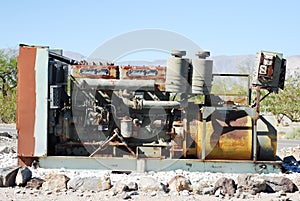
[[196, 113, 253, 160]]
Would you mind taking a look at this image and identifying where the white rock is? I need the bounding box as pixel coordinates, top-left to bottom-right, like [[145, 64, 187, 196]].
[[15, 167, 32, 186]]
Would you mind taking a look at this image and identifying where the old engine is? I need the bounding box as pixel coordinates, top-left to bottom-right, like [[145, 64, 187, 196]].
[[17, 45, 286, 172]]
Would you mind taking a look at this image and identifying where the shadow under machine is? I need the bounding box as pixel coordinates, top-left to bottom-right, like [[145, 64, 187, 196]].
[[17, 45, 286, 173]]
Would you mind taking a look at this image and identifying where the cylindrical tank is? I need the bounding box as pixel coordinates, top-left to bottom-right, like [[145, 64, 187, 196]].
[[191, 51, 213, 95], [165, 50, 189, 93], [121, 118, 133, 138]]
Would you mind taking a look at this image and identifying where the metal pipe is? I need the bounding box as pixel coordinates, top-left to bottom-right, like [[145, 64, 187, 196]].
[[141, 100, 181, 109], [76, 78, 155, 91], [201, 118, 207, 160], [253, 86, 261, 161]]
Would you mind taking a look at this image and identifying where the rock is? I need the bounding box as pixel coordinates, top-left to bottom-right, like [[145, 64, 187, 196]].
[[15, 167, 32, 186], [262, 176, 297, 193], [168, 175, 192, 192], [214, 188, 224, 198], [138, 177, 167, 192], [0, 132, 12, 138], [180, 189, 190, 196], [122, 192, 131, 200], [127, 181, 138, 191], [0, 166, 19, 187], [192, 181, 212, 195], [42, 174, 70, 192], [44, 190, 52, 195], [67, 176, 111, 191], [175, 169, 183, 175], [111, 181, 128, 194], [201, 186, 215, 195], [0, 146, 12, 154], [15, 189, 21, 194], [26, 177, 44, 189], [214, 177, 236, 197], [129, 191, 138, 196], [293, 176, 300, 191], [237, 175, 266, 195], [67, 177, 84, 190]]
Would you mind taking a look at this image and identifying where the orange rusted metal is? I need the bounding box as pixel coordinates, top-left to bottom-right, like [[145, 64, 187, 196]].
[[119, 66, 166, 90], [17, 46, 37, 157], [71, 65, 119, 79]]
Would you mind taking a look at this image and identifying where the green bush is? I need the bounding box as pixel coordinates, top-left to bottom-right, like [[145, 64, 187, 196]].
[[0, 90, 16, 123], [0, 49, 17, 123]]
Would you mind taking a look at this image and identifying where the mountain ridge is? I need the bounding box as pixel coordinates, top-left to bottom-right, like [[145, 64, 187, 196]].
[[63, 51, 300, 75]]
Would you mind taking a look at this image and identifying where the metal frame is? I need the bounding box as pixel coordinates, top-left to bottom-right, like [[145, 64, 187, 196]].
[[38, 156, 282, 174]]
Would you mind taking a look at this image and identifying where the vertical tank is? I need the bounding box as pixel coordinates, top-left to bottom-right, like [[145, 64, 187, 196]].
[[121, 118, 133, 138], [191, 51, 213, 95], [165, 50, 189, 93]]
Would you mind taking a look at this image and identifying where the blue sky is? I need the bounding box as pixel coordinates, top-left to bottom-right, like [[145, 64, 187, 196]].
[[0, 0, 299, 58]]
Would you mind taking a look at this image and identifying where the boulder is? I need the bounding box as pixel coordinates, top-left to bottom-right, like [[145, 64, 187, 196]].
[[26, 177, 44, 189], [42, 174, 70, 192], [262, 176, 297, 193], [126, 181, 138, 191], [0, 132, 12, 138], [0, 146, 12, 154], [293, 176, 300, 191], [67, 177, 84, 190], [0, 166, 19, 187], [15, 167, 32, 186], [237, 174, 266, 195], [192, 180, 213, 195], [214, 177, 236, 197], [67, 176, 111, 191], [201, 186, 215, 195], [138, 177, 167, 192], [111, 181, 128, 194], [168, 175, 192, 192]]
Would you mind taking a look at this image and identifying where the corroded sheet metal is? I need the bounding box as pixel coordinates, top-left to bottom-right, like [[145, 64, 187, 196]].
[[17, 46, 37, 156], [197, 111, 253, 160], [71, 65, 119, 79], [120, 66, 166, 90]]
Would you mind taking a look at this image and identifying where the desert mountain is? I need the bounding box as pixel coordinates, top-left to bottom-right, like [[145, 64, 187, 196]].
[[63, 51, 300, 75]]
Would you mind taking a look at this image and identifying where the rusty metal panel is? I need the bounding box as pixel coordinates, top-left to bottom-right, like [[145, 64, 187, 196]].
[[71, 65, 119, 79], [17, 46, 37, 157], [197, 112, 253, 160], [17, 45, 49, 158], [120, 66, 166, 91]]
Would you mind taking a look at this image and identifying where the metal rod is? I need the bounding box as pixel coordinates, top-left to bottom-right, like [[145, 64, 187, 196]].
[[201, 118, 207, 160], [141, 100, 181, 109], [77, 78, 155, 91], [89, 133, 117, 157], [251, 91, 271, 108], [252, 86, 261, 161]]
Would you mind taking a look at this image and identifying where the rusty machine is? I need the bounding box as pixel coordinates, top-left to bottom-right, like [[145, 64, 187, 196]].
[[17, 45, 286, 173]]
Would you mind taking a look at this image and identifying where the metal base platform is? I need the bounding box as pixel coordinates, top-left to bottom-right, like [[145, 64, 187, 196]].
[[38, 156, 282, 174]]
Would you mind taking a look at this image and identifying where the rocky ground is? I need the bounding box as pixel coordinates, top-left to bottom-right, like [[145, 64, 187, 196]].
[[1, 124, 300, 201]]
